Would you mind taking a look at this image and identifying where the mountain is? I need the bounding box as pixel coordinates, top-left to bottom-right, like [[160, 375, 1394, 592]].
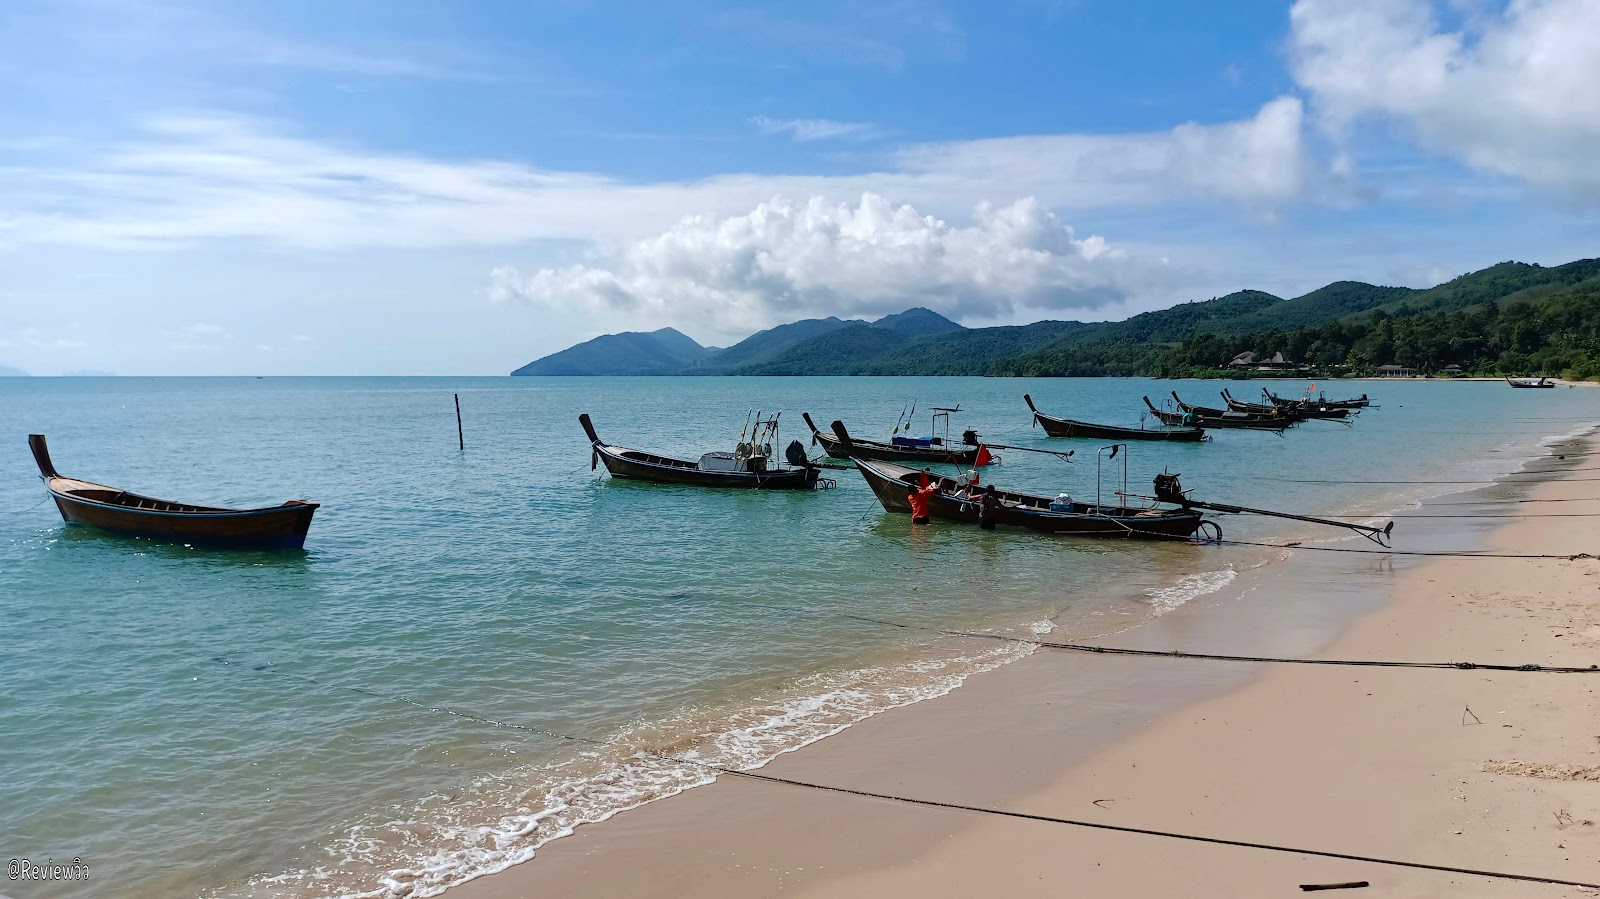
[[511, 257, 1600, 379], [511, 327, 710, 376], [0, 364, 28, 376], [681, 316, 856, 374], [869, 307, 964, 338]]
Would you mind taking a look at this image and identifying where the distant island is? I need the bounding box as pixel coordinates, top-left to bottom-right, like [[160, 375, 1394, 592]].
[[512, 258, 1600, 380], [0, 364, 29, 377]]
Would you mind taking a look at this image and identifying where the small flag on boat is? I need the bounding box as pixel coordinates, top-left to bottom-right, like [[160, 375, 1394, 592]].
[[919, 470, 931, 488], [974, 445, 994, 467]]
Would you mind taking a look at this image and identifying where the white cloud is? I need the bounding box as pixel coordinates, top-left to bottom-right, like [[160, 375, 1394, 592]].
[[0, 99, 1318, 253], [1291, 0, 1600, 194], [750, 116, 881, 142], [488, 193, 1175, 335]]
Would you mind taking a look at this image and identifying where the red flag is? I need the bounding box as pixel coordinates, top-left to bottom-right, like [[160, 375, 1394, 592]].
[[974, 445, 994, 467], [919, 470, 930, 488]]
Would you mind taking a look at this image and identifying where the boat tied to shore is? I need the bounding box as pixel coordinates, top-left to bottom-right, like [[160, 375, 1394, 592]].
[[1264, 388, 1372, 409], [1506, 377, 1557, 388], [855, 441, 1395, 544], [582, 412, 829, 490], [1024, 394, 1207, 442], [27, 434, 319, 549], [1221, 388, 1351, 420]]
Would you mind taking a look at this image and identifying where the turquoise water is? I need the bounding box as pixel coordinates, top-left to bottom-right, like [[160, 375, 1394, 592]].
[[3, 376, 1597, 898]]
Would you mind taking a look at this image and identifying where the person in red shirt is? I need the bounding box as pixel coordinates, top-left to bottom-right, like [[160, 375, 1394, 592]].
[[907, 474, 937, 524]]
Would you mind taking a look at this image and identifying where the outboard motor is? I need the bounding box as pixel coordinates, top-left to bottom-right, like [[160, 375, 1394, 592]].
[[1153, 472, 1186, 504], [785, 439, 811, 467], [962, 429, 980, 446]]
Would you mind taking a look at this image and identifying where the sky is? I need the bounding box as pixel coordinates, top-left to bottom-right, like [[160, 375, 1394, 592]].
[[1, 0, 1598, 375]]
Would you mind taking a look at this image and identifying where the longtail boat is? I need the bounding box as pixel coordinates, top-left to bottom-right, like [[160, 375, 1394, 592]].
[[1024, 394, 1206, 442], [1221, 389, 1350, 420], [853, 458, 1204, 539], [802, 412, 992, 466], [27, 435, 318, 549], [1264, 389, 1371, 409], [1143, 397, 1289, 432], [1506, 377, 1556, 388], [581, 413, 822, 489]]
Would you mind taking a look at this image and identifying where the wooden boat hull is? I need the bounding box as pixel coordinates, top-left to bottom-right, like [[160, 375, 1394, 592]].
[[28, 435, 317, 549], [1221, 390, 1350, 419], [1507, 378, 1556, 388], [48, 489, 317, 548], [581, 414, 820, 490], [802, 413, 983, 464], [1024, 394, 1205, 441], [1265, 390, 1369, 409], [854, 458, 1203, 539], [1143, 397, 1288, 432]]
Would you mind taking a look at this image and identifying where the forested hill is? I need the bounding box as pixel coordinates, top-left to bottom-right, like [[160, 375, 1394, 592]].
[[510, 258, 1600, 379]]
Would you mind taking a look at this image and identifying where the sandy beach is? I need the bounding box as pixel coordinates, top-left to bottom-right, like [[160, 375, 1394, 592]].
[[444, 438, 1600, 899]]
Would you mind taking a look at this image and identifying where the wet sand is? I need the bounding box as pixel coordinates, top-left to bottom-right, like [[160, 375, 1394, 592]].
[[447, 439, 1600, 899]]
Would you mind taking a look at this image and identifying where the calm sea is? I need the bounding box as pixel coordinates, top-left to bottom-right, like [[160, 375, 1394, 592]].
[[3, 376, 1596, 898]]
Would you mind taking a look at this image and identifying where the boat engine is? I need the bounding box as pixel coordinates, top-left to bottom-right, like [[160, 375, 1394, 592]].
[[962, 429, 980, 446], [785, 439, 810, 467], [1153, 472, 1186, 504]]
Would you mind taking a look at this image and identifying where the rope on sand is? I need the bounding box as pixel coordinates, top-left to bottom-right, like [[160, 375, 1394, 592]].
[[215, 656, 1600, 891]]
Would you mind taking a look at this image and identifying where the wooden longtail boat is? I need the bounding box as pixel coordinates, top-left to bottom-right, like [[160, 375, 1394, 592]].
[[581, 414, 822, 489], [1221, 389, 1350, 420], [27, 435, 318, 549], [1264, 389, 1370, 409], [1023, 394, 1206, 442], [801, 412, 990, 465], [853, 458, 1204, 539], [1143, 397, 1289, 432], [1506, 377, 1556, 388]]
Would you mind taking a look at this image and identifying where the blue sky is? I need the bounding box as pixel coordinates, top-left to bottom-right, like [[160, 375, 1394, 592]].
[[1, 0, 1597, 374]]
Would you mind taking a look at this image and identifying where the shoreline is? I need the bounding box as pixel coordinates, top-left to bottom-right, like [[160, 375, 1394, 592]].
[[441, 432, 1600, 897]]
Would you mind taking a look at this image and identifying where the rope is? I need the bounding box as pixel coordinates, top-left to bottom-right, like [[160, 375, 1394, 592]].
[[1216, 538, 1596, 560], [215, 657, 1600, 891], [11, 495, 52, 515], [820, 611, 1600, 674]]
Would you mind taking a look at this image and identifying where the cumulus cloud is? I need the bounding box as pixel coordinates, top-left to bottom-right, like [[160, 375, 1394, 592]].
[[749, 116, 881, 142], [488, 193, 1173, 335], [1291, 0, 1600, 194]]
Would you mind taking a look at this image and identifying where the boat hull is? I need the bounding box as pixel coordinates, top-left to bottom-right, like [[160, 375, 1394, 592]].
[[804, 414, 983, 464], [47, 487, 317, 549], [1034, 414, 1205, 442], [854, 459, 1203, 539], [1143, 398, 1288, 431], [596, 447, 819, 489]]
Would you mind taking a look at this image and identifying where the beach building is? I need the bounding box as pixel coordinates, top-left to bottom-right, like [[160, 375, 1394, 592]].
[[1440, 363, 1464, 377], [1374, 363, 1415, 378]]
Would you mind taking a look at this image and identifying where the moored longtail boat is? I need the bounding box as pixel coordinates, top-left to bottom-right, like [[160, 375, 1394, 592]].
[[1506, 377, 1556, 388], [853, 458, 1204, 539], [1221, 389, 1350, 420], [27, 435, 318, 549], [1024, 394, 1206, 442], [802, 412, 992, 466], [581, 413, 822, 489], [1264, 389, 1371, 409], [1143, 397, 1289, 432]]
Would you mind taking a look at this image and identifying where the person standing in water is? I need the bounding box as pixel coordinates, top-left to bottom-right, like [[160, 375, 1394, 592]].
[[907, 471, 937, 524], [978, 485, 999, 530]]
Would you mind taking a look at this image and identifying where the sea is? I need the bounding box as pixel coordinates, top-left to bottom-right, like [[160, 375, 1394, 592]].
[[3, 376, 1598, 898]]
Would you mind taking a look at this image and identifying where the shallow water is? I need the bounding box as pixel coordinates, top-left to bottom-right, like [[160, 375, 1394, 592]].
[[2, 376, 1596, 898]]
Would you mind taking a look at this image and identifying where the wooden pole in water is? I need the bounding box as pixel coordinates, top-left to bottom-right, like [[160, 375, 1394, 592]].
[[455, 393, 464, 450]]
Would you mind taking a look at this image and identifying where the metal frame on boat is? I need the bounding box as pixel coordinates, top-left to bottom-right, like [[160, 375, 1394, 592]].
[[1024, 394, 1207, 442], [27, 434, 318, 549], [581, 413, 823, 489]]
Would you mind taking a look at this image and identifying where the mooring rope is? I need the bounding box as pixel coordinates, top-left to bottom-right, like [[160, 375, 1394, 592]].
[[214, 657, 1600, 890], [814, 610, 1600, 674], [1215, 538, 1596, 561]]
